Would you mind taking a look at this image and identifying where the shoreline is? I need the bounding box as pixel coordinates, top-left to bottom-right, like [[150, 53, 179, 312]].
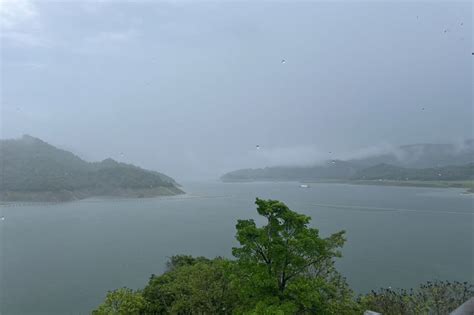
[[304, 179, 474, 194], [222, 179, 474, 193], [0, 186, 185, 204], [306, 179, 473, 192]]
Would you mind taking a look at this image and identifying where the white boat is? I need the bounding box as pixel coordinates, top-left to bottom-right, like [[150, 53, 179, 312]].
[[299, 184, 310, 188]]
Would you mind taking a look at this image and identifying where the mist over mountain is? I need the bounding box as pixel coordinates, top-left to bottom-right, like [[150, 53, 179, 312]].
[[348, 141, 474, 168], [0, 135, 183, 202], [221, 140, 474, 182], [221, 160, 359, 182]]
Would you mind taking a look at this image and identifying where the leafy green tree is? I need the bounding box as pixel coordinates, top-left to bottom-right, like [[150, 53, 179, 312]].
[[92, 199, 473, 314], [142, 256, 238, 314], [232, 198, 357, 313], [92, 287, 146, 315], [165, 254, 210, 271]]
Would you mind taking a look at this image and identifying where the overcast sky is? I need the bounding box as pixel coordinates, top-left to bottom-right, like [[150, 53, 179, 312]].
[[0, 0, 472, 180]]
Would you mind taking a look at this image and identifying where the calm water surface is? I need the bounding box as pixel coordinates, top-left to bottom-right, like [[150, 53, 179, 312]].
[[1, 181, 473, 314]]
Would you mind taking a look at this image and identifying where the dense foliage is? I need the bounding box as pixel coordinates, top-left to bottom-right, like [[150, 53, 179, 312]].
[[0, 135, 183, 199], [93, 288, 146, 315], [359, 281, 473, 315], [231, 199, 356, 314], [93, 199, 473, 314]]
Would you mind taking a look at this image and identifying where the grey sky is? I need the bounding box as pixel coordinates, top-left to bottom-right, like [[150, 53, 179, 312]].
[[1, 0, 472, 180]]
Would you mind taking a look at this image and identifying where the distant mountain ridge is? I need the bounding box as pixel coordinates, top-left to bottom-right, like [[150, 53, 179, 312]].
[[0, 135, 184, 202], [349, 141, 474, 169], [351, 163, 474, 181], [221, 160, 359, 182], [221, 140, 474, 182]]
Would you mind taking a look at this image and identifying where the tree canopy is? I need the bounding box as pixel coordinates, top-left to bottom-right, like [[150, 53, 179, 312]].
[[93, 199, 473, 314], [231, 198, 353, 313]]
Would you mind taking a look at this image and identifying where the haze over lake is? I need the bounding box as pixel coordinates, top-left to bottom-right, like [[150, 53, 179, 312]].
[[1, 181, 472, 314], [1, 0, 473, 313]]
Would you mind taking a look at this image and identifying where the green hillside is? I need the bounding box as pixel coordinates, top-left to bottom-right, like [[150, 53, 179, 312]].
[[0, 135, 184, 202]]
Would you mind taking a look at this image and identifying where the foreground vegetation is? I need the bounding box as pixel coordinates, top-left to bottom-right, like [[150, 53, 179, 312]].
[[93, 199, 472, 314]]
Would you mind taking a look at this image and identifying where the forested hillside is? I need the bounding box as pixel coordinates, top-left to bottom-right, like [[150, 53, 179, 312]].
[[0, 135, 183, 201]]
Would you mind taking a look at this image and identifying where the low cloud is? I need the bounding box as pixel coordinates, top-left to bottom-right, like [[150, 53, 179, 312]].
[[0, 0, 38, 29], [338, 143, 399, 161], [77, 29, 139, 54], [248, 145, 328, 168], [2, 60, 45, 68], [0, 0, 45, 46], [1, 30, 47, 46], [85, 29, 138, 45], [244, 143, 408, 169]]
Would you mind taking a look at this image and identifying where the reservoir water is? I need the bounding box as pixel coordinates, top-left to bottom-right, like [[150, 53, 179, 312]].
[[1, 181, 472, 314]]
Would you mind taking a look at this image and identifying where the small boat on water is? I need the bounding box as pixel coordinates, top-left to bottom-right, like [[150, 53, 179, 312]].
[[299, 184, 310, 188]]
